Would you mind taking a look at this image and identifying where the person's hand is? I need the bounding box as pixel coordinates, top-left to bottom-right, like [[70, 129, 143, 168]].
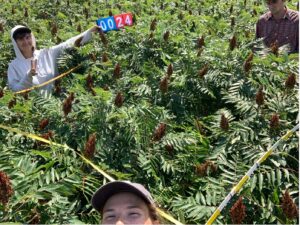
[[29, 68, 37, 76], [74, 36, 84, 47], [29, 59, 37, 76], [90, 25, 101, 33]]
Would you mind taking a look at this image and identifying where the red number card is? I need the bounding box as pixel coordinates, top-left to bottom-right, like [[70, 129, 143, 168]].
[[114, 14, 124, 29], [122, 13, 133, 26]]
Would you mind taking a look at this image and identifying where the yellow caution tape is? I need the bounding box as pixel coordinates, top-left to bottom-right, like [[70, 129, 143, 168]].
[[257, 149, 273, 164], [233, 175, 250, 193], [80, 155, 115, 182], [205, 124, 299, 225], [0, 124, 66, 148], [15, 64, 82, 94], [156, 208, 184, 225], [281, 130, 293, 141], [205, 209, 221, 225], [0, 123, 183, 225]]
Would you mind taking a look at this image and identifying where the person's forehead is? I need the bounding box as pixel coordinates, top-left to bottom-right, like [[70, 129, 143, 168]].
[[19, 33, 31, 37], [16, 33, 32, 40], [267, 0, 284, 3], [103, 192, 147, 209]]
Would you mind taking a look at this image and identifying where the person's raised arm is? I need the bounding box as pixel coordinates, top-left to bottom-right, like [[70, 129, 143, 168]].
[[49, 25, 100, 60]]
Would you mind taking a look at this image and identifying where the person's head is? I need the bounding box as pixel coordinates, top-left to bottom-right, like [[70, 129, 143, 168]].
[[265, 0, 286, 15], [13, 26, 33, 53], [91, 181, 160, 225], [10, 25, 36, 59], [13, 26, 31, 41]]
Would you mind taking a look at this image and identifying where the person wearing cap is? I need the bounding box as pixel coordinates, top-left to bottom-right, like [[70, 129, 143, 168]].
[[256, 0, 298, 54], [7, 25, 100, 94], [91, 181, 160, 224]]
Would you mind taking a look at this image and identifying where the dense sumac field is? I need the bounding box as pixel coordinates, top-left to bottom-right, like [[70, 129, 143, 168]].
[[0, 0, 299, 224]]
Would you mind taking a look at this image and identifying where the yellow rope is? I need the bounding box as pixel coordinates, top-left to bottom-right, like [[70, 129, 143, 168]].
[[15, 64, 82, 94], [205, 124, 299, 225], [0, 123, 184, 225]]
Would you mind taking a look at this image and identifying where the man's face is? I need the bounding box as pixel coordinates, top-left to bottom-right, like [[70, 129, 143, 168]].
[[101, 192, 156, 225], [266, 0, 285, 15], [15, 33, 33, 53]]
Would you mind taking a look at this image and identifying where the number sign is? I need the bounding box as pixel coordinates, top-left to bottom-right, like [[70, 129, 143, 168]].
[[96, 13, 134, 32]]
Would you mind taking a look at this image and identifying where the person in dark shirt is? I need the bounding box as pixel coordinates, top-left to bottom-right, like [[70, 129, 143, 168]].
[[256, 0, 299, 54]]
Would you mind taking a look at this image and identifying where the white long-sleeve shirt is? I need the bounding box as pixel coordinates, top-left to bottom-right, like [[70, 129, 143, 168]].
[[8, 25, 93, 95]]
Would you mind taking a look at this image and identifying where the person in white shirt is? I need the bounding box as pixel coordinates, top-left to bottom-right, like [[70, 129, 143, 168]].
[[7, 25, 99, 95]]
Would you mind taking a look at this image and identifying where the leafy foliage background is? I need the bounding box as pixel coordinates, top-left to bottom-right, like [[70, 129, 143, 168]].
[[0, 0, 299, 224]]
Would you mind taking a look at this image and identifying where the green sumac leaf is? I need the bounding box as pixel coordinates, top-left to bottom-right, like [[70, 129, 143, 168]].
[[283, 168, 290, 182], [271, 170, 276, 186], [259, 173, 263, 191], [251, 174, 257, 192], [30, 150, 51, 160], [276, 168, 281, 186], [272, 188, 279, 204]]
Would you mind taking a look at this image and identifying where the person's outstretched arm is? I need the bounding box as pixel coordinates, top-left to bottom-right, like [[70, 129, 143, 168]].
[[49, 26, 100, 60]]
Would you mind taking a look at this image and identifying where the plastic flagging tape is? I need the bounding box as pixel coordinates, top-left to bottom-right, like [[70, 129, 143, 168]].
[[0, 124, 184, 225], [205, 123, 299, 225], [15, 64, 82, 94]]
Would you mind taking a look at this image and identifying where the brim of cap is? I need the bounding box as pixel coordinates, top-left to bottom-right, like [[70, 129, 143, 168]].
[[91, 181, 152, 212], [13, 27, 31, 39]]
